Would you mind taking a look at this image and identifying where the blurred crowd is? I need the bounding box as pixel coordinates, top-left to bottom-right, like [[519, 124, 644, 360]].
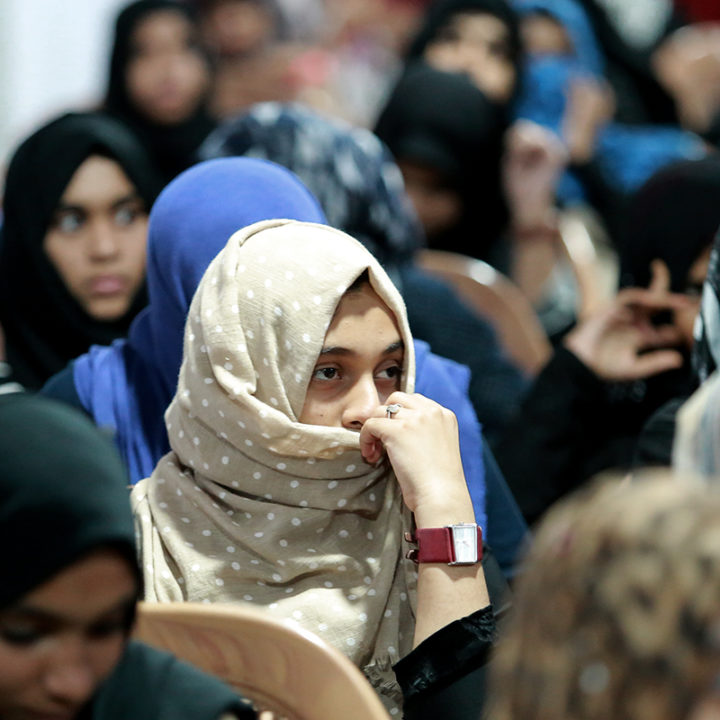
[[4, 0, 720, 719]]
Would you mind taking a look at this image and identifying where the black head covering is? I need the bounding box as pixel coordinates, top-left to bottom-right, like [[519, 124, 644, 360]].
[[375, 62, 509, 263], [618, 156, 720, 293], [406, 0, 522, 74], [105, 0, 216, 182], [0, 393, 137, 608], [0, 111, 160, 390]]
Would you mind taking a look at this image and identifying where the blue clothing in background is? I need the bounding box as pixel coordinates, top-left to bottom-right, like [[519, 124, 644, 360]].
[[512, 0, 705, 202]]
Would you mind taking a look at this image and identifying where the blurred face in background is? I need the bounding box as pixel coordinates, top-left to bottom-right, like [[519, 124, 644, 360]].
[[125, 9, 211, 124], [397, 159, 463, 239], [43, 155, 148, 321], [424, 11, 517, 103], [200, 0, 278, 58], [520, 12, 573, 55]]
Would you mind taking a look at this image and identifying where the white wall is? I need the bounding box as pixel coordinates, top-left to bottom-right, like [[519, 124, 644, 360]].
[[0, 0, 129, 176]]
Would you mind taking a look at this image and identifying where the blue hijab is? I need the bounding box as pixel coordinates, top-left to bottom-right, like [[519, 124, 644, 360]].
[[72, 157, 325, 483], [512, 0, 704, 201]]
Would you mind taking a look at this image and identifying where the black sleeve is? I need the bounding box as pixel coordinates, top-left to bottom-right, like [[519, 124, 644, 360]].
[[399, 265, 530, 445], [394, 605, 496, 720], [493, 347, 608, 525], [40, 362, 88, 415]]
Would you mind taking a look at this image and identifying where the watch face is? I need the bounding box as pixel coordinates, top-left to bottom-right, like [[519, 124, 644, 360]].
[[451, 524, 478, 564]]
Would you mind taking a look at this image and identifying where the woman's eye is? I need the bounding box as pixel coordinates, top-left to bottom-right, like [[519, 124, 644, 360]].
[[377, 365, 402, 381], [311, 367, 338, 381], [0, 625, 43, 646], [53, 210, 84, 233], [114, 205, 141, 227], [87, 618, 127, 640]]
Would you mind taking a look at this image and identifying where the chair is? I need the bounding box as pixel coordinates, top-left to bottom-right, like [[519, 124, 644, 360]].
[[134, 602, 390, 720], [417, 249, 552, 375]]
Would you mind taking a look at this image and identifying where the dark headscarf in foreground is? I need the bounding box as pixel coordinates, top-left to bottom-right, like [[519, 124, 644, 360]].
[[72, 157, 326, 484], [0, 111, 160, 389], [105, 0, 216, 182], [375, 62, 510, 262], [0, 392, 255, 719], [0, 393, 135, 608]]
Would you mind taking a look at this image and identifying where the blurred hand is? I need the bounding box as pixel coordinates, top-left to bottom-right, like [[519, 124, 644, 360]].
[[502, 120, 567, 233], [563, 260, 692, 381], [563, 74, 615, 163]]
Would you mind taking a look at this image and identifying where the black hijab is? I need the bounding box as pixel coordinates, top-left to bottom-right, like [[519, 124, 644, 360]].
[[375, 62, 510, 264], [0, 393, 255, 720], [105, 0, 216, 182], [0, 393, 136, 608], [618, 156, 720, 293], [0, 112, 160, 390], [406, 0, 522, 76]]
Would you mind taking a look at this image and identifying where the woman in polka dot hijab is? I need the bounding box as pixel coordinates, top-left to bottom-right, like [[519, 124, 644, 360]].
[[131, 219, 489, 713]]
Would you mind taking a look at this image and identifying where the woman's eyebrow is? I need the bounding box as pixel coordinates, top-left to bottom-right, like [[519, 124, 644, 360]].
[[318, 339, 404, 357], [3, 595, 136, 626]]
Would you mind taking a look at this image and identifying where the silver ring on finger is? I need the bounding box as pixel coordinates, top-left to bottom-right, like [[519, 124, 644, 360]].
[[386, 403, 402, 419]]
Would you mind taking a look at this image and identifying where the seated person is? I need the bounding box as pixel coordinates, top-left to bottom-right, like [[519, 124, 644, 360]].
[[0, 111, 160, 389], [489, 475, 720, 720], [104, 0, 216, 183], [0, 392, 253, 719], [132, 219, 496, 716]]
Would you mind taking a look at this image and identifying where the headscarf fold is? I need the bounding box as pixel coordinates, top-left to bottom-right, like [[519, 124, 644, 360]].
[[0, 111, 159, 389], [0, 394, 135, 607], [132, 220, 419, 711], [72, 157, 325, 483]]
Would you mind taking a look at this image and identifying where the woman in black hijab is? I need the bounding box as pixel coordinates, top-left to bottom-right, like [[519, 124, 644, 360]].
[[0, 392, 253, 719], [105, 0, 216, 182], [0, 111, 160, 389], [375, 62, 511, 267]]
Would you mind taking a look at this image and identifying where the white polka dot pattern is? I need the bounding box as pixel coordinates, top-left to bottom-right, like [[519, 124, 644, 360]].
[[130, 220, 418, 713]]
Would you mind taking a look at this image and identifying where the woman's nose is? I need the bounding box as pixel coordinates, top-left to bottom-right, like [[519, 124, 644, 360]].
[[87, 220, 120, 260], [43, 639, 97, 707], [341, 375, 381, 430]]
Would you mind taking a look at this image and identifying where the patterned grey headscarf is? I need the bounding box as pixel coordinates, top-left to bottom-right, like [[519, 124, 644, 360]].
[[200, 101, 423, 271]]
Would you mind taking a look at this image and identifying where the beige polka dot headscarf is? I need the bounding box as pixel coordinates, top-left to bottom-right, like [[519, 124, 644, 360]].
[[132, 219, 418, 711]]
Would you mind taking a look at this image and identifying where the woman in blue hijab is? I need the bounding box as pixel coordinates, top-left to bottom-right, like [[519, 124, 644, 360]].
[[512, 0, 705, 209]]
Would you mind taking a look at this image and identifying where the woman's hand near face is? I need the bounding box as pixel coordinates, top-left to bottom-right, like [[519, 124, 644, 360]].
[[361, 392, 489, 646], [359, 392, 475, 527]]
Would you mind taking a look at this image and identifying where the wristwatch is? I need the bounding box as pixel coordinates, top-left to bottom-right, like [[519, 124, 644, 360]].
[[405, 523, 483, 565]]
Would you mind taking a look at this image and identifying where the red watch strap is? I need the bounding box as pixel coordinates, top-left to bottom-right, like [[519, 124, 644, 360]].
[[413, 525, 483, 563]]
